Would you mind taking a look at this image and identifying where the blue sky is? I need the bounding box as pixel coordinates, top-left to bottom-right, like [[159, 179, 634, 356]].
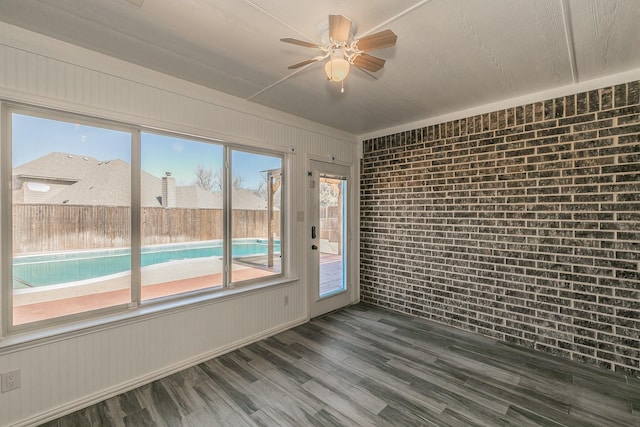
[[141, 133, 223, 186], [12, 113, 281, 189]]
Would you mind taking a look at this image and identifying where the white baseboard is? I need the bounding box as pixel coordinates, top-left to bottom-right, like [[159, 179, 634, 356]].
[[13, 316, 308, 427]]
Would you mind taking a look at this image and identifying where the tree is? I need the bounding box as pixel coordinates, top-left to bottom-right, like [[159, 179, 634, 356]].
[[193, 165, 244, 192], [249, 172, 268, 199], [232, 174, 244, 190], [194, 164, 215, 191], [247, 171, 282, 209], [320, 181, 339, 207]]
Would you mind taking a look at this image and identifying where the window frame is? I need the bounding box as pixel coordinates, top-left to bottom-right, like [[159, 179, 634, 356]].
[[0, 102, 287, 338], [138, 129, 227, 302], [227, 146, 285, 288]]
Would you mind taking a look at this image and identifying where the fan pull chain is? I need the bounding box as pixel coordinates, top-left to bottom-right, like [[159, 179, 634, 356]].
[[341, 80, 344, 93]]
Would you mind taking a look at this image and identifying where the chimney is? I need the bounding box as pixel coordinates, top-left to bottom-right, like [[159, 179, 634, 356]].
[[161, 172, 176, 208]]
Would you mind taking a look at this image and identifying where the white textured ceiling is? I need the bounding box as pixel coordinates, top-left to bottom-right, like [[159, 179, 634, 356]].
[[0, 0, 639, 135]]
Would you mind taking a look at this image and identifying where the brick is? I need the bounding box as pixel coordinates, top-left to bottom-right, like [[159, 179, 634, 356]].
[[617, 114, 640, 125], [576, 91, 589, 114], [588, 90, 600, 112], [614, 84, 627, 107], [558, 113, 596, 126], [628, 81, 640, 105], [564, 94, 576, 116], [598, 105, 640, 119], [600, 87, 613, 110], [599, 123, 640, 137], [553, 97, 564, 118]]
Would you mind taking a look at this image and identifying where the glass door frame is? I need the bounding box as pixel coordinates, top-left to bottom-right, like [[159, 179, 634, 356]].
[[308, 159, 354, 318]]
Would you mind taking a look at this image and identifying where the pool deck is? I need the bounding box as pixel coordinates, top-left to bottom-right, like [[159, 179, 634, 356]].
[[13, 266, 274, 325], [13, 254, 343, 325]]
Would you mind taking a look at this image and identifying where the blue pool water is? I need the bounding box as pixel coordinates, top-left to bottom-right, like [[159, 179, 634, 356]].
[[13, 239, 280, 288]]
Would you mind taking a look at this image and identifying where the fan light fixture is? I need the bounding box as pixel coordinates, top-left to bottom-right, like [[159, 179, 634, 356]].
[[281, 15, 397, 93], [324, 51, 350, 82]]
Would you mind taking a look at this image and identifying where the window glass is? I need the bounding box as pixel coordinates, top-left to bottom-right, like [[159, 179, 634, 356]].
[[140, 133, 224, 300], [230, 150, 282, 283], [319, 176, 347, 297], [11, 113, 132, 325]]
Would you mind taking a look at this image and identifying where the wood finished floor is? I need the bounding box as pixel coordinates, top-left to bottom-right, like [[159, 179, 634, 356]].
[[40, 303, 640, 426]]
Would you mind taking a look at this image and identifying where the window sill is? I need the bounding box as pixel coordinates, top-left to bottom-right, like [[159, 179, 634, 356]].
[[0, 276, 299, 355]]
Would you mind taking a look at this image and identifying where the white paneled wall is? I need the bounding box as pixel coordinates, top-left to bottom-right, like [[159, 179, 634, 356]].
[[2, 284, 304, 425], [0, 22, 358, 426]]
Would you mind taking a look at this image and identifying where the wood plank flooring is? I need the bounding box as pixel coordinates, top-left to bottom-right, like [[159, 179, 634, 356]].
[[40, 303, 640, 426]]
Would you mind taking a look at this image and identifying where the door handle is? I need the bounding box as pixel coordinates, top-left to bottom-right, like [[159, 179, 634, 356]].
[[311, 245, 318, 250]]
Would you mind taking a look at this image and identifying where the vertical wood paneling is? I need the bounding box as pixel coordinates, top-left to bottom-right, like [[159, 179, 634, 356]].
[[2, 282, 304, 426], [0, 23, 355, 426]]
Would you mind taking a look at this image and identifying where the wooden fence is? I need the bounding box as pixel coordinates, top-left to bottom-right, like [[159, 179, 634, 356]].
[[320, 206, 342, 254], [13, 205, 280, 254]]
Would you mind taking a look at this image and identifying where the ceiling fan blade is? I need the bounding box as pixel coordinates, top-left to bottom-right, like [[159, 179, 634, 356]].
[[287, 58, 321, 70], [356, 29, 397, 51], [329, 15, 352, 43], [352, 54, 386, 72], [280, 38, 322, 49]]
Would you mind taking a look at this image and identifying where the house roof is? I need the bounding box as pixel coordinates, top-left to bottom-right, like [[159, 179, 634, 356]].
[[14, 152, 101, 182], [14, 153, 272, 210], [175, 184, 219, 209]]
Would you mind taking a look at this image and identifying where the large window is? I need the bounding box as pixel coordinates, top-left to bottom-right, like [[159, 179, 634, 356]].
[[2, 106, 285, 331]]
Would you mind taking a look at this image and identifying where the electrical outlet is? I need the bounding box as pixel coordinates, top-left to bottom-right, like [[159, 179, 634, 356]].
[[1, 369, 21, 393], [284, 295, 289, 306]]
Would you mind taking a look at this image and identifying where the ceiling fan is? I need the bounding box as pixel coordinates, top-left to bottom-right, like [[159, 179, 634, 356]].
[[281, 15, 397, 92]]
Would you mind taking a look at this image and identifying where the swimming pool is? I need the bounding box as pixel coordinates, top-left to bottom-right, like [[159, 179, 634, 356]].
[[13, 239, 280, 288]]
